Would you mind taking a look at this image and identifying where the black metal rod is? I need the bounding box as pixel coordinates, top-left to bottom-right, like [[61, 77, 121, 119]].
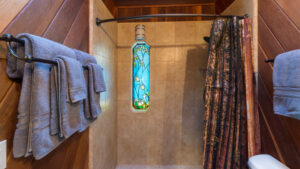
[[265, 59, 275, 63], [0, 33, 25, 45], [96, 13, 249, 25], [0, 34, 87, 68]]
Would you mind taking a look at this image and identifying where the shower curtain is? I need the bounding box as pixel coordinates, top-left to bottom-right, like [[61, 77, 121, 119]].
[[203, 17, 258, 169]]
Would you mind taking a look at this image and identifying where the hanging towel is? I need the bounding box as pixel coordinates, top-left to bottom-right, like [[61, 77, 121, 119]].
[[6, 33, 97, 160], [6, 43, 25, 79], [9, 34, 77, 159], [84, 63, 106, 120], [273, 49, 300, 120], [54, 55, 86, 138], [92, 64, 106, 93], [57, 55, 87, 103]]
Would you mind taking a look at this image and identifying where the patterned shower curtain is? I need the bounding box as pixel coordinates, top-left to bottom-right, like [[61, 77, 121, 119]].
[[203, 17, 258, 169]]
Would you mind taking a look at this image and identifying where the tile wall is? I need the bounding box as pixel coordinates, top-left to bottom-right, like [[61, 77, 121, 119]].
[[90, 1, 118, 169], [117, 21, 212, 166]]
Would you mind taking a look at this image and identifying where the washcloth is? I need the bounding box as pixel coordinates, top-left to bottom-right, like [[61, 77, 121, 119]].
[[273, 49, 300, 120], [84, 63, 106, 120], [6, 33, 97, 160]]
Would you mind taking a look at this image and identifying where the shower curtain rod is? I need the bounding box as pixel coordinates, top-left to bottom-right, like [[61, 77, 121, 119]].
[[96, 13, 249, 25]]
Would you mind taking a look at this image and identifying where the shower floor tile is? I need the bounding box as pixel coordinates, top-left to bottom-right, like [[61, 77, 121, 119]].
[[116, 165, 202, 169]]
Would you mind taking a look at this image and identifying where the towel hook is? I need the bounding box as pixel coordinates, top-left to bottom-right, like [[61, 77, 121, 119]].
[[1, 33, 30, 61]]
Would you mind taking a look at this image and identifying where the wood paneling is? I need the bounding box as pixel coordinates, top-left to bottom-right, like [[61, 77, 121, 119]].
[[102, 0, 235, 22], [0, 0, 90, 168], [114, 0, 214, 7], [259, 0, 300, 51], [274, 0, 300, 30], [215, 0, 234, 14], [0, 0, 30, 32], [258, 0, 300, 168], [102, 0, 116, 16], [102, 0, 217, 22]]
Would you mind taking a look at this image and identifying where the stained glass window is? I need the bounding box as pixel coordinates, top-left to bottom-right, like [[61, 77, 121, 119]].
[[132, 25, 150, 110]]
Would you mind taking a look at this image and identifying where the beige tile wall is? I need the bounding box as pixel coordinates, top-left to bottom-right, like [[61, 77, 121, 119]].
[[117, 21, 212, 166], [89, 1, 117, 169]]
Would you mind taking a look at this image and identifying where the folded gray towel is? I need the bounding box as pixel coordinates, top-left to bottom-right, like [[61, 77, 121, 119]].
[[57, 55, 87, 103], [7, 33, 97, 160], [84, 63, 106, 119], [273, 49, 300, 120], [92, 64, 106, 93], [55, 56, 85, 138], [50, 65, 59, 136]]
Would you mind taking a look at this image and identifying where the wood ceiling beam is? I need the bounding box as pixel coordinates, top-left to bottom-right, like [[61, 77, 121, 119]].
[[113, 0, 215, 7]]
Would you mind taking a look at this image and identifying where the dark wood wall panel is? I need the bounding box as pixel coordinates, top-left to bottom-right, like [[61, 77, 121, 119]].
[[259, 0, 300, 51], [43, 0, 85, 43], [274, 0, 300, 30], [114, 0, 214, 7], [102, 0, 218, 22], [259, 109, 281, 161], [258, 75, 300, 167], [258, 0, 300, 168], [0, 0, 90, 168], [215, 0, 234, 14], [101, 0, 235, 22], [258, 15, 284, 60], [3, 0, 65, 36]]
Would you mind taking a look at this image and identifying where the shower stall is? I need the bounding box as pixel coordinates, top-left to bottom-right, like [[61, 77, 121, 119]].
[[90, 1, 256, 169], [116, 21, 211, 169]]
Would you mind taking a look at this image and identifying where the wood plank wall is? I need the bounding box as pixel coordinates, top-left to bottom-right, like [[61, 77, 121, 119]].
[[102, 0, 237, 22], [258, 0, 300, 168], [102, 0, 216, 22], [215, 0, 234, 14], [0, 0, 90, 168]]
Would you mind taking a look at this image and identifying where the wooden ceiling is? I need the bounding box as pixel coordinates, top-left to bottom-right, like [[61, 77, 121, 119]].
[[113, 0, 215, 6], [102, 0, 234, 22]]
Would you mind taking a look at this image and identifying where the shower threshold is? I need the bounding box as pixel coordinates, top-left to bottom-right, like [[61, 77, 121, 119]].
[[116, 165, 203, 169]]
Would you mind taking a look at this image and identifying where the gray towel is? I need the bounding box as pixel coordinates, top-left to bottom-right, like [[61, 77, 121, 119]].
[[273, 49, 300, 120], [54, 55, 86, 138], [7, 33, 97, 160], [84, 63, 106, 120], [56, 55, 87, 103], [92, 64, 106, 93], [6, 43, 25, 79]]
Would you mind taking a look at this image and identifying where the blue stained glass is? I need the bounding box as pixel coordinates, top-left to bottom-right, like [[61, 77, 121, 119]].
[[132, 41, 150, 110]]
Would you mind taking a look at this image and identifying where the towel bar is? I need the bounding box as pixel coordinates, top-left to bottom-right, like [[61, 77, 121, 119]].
[[0, 33, 87, 68], [265, 59, 275, 63]]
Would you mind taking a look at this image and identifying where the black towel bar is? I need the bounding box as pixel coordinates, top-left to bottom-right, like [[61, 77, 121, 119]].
[[265, 59, 275, 63], [0, 33, 87, 68]]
